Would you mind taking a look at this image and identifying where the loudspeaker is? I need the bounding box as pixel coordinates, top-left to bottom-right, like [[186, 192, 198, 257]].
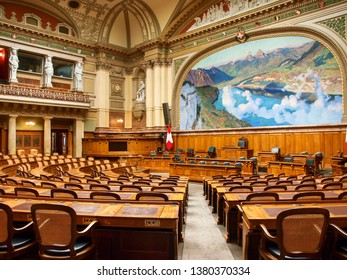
[[162, 103, 170, 125]]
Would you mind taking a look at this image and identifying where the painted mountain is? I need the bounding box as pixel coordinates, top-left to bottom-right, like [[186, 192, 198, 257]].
[[180, 36, 342, 130]]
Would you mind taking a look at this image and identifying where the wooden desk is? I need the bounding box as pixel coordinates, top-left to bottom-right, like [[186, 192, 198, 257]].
[[241, 201, 347, 259], [0, 185, 186, 242], [0, 196, 180, 260], [223, 190, 344, 243], [267, 161, 310, 176], [220, 147, 254, 159], [169, 162, 241, 182]]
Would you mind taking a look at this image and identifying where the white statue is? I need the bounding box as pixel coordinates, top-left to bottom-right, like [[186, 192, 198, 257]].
[[9, 48, 19, 83], [136, 81, 145, 102], [73, 61, 83, 91], [44, 56, 53, 87]]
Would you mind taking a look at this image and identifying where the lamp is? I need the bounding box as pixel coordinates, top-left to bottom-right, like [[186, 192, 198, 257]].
[[25, 121, 35, 126]]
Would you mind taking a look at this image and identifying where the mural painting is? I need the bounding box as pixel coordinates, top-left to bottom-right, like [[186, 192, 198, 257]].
[[180, 36, 342, 130]]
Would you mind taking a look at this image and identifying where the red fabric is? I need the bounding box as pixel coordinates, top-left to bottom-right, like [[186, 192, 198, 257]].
[[166, 124, 173, 151]]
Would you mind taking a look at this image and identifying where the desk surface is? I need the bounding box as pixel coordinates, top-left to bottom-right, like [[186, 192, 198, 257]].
[[242, 200, 347, 229], [0, 196, 179, 228]]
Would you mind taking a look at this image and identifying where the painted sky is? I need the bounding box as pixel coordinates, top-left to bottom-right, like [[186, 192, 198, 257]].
[[192, 36, 314, 69]]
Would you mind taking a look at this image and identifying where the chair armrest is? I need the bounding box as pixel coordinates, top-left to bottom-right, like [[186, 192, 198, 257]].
[[259, 224, 277, 242], [77, 221, 99, 237], [13, 221, 34, 233], [330, 224, 347, 239]]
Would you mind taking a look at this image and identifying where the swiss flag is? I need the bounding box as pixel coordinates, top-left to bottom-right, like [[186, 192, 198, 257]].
[[166, 123, 174, 151]]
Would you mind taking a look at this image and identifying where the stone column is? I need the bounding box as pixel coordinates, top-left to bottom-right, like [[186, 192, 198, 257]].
[[145, 61, 154, 128], [153, 59, 162, 127], [73, 118, 84, 158], [8, 115, 17, 155], [95, 62, 110, 128], [43, 117, 52, 156]]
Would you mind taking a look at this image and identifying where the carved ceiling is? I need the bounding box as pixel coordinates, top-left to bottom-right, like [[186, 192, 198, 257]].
[[1, 0, 298, 49]]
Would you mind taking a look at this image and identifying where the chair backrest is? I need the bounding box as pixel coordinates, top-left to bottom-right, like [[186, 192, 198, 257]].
[[246, 192, 279, 201], [119, 185, 142, 191], [64, 183, 84, 190], [0, 203, 35, 259], [89, 184, 111, 191], [69, 177, 82, 183], [51, 189, 78, 199], [90, 191, 121, 200], [107, 180, 124, 186], [250, 181, 268, 187], [322, 182, 343, 190], [135, 192, 168, 201], [21, 180, 36, 187], [294, 183, 317, 191], [275, 207, 329, 259], [133, 181, 150, 186], [41, 181, 57, 189], [292, 191, 325, 201], [14, 187, 39, 197], [30, 203, 94, 259], [228, 186, 253, 192], [338, 191, 347, 200], [263, 185, 287, 192], [151, 186, 175, 192], [276, 181, 293, 186], [5, 178, 19, 186], [300, 178, 316, 184]]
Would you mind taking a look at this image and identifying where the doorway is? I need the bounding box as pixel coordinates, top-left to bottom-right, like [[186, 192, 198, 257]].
[[51, 129, 68, 155]]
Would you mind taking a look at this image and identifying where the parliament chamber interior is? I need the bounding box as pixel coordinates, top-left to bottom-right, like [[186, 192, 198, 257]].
[[0, 0, 347, 260]]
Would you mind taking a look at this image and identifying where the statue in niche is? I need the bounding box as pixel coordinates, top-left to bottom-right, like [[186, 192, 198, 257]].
[[8, 48, 19, 83], [73, 61, 83, 91], [44, 56, 53, 88], [136, 81, 145, 102]]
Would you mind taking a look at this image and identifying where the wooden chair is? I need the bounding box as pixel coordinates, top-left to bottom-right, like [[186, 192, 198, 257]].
[[69, 177, 82, 183], [320, 177, 334, 183], [41, 181, 57, 189], [223, 182, 242, 187], [292, 191, 325, 201], [50, 176, 64, 182], [250, 180, 268, 187], [151, 186, 175, 192], [120, 185, 142, 191], [107, 180, 124, 186], [0, 203, 37, 259], [64, 183, 84, 190], [51, 189, 78, 199], [275, 181, 293, 186], [0, 188, 5, 196], [21, 180, 36, 187], [5, 178, 20, 186], [322, 182, 343, 190], [294, 183, 317, 191], [259, 208, 329, 259], [329, 224, 347, 259], [87, 179, 100, 184], [31, 203, 98, 259], [89, 184, 111, 191], [14, 187, 39, 198], [135, 192, 168, 201], [246, 192, 279, 201], [228, 186, 253, 192], [263, 185, 287, 192], [133, 181, 150, 187], [90, 191, 121, 200], [300, 178, 316, 184], [338, 191, 347, 199]]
